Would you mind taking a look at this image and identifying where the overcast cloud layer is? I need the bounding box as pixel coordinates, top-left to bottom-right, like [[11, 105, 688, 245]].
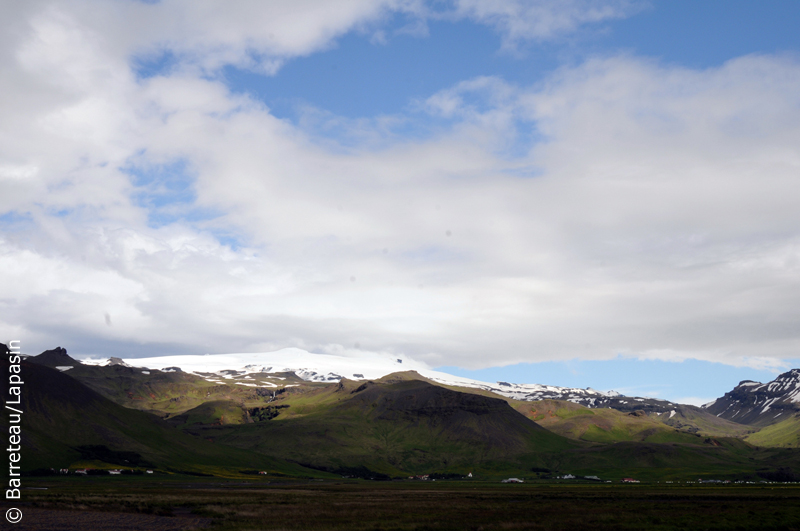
[[1, 1, 799, 374]]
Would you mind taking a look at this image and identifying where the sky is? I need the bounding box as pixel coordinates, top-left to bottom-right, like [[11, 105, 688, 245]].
[[2, 0, 800, 405]]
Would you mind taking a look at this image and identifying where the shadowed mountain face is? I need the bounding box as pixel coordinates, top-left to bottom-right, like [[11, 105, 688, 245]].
[[705, 370, 800, 426], [26, 346, 76, 367], [0, 355, 319, 476]]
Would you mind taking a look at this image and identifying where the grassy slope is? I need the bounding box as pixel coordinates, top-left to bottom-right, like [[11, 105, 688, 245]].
[[655, 405, 754, 438], [167, 399, 248, 426], [746, 414, 800, 448], [185, 379, 582, 477], [511, 400, 704, 444], [174, 377, 800, 480], [0, 360, 322, 477], [506, 399, 797, 479], [509, 399, 756, 446]]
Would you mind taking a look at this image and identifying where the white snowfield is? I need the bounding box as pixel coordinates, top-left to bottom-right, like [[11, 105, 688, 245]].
[[80, 348, 621, 403]]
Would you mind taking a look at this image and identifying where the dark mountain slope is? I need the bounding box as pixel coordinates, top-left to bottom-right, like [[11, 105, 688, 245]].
[[0, 357, 318, 476], [344, 379, 564, 453], [26, 346, 76, 367], [27, 347, 218, 416]]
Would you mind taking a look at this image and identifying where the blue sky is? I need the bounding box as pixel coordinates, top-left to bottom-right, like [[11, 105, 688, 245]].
[[439, 357, 785, 405], [2, 1, 800, 404], [219, 2, 800, 122]]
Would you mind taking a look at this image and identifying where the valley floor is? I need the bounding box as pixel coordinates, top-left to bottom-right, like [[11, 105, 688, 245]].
[[5, 477, 800, 531]]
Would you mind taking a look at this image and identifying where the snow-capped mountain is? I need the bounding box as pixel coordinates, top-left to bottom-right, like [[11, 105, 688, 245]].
[[83, 348, 424, 383], [80, 348, 678, 411], [703, 369, 800, 426]]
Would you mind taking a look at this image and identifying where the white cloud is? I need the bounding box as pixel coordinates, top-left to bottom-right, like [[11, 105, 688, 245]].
[[5, 0, 639, 82], [121, 0, 637, 69], [0, 165, 38, 181], [449, 0, 644, 48], [1, 2, 800, 375]]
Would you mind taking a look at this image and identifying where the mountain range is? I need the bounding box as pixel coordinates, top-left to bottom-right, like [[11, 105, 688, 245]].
[[5, 343, 800, 480], [79, 347, 800, 429]]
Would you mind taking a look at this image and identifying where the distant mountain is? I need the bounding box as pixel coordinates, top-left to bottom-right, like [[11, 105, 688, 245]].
[[82, 349, 687, 414], [704, 369, 800, 426], [10, 343, 800, 479], [23, 345, 800, 441], [458, 380, 687, 413]]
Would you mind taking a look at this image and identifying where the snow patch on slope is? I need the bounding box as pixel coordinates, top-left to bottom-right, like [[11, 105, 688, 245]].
[[78, 348, 620, 403]]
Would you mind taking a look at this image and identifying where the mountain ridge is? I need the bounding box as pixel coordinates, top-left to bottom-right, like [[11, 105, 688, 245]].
[[91, 349, 800, 422], [77, 349, 690, 411], [8, 343, 800, 479], [18, 344, 800, 447], [704, 369, 800, 426]]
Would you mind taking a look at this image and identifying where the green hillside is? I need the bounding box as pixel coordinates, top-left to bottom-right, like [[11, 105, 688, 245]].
[[168, 377, 800, 481], [0, 359, 322, 477], [746, 414, 800, 448], [182, 378, 582, 477], [167, 399, 249, 426], [511, 399, 751, 445], [653, 404, 754, 438]]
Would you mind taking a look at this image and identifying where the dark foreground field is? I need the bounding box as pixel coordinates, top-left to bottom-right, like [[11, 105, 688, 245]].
[[4, 477, 800, 531]]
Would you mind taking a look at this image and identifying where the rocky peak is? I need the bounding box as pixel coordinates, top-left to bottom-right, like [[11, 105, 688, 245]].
[[28, 346, 80, 368], [704, 368, 800, 426]]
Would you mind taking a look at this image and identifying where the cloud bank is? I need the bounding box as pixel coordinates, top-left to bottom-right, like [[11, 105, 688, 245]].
[[1, 1, 799, 373]]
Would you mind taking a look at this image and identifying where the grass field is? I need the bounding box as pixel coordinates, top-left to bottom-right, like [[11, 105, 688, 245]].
[[6, 477, 800, 530]]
